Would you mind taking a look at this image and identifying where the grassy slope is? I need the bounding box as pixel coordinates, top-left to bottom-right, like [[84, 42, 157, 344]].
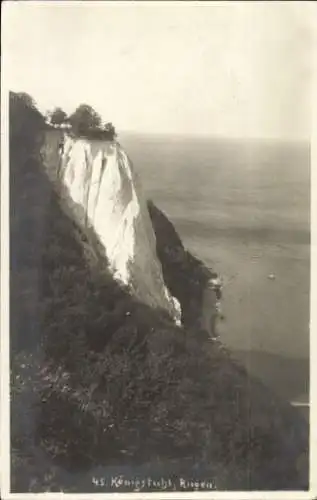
[[10, 124, 309, 492]]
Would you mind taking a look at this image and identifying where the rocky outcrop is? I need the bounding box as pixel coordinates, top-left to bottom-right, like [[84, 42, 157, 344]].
[[148, 201, 222, 335]]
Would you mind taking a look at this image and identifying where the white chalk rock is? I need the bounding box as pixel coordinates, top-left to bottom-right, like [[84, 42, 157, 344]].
[[59, 135, 181, 324]]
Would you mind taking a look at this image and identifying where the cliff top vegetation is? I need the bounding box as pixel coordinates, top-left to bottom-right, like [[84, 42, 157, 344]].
[[46, 102, 116, 141]]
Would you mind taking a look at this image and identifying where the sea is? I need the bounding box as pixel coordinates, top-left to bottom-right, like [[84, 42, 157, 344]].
[[121, 132, 310, 411]]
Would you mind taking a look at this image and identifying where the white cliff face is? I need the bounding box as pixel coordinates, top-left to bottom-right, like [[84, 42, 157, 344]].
[[58, 135, 181, 323]]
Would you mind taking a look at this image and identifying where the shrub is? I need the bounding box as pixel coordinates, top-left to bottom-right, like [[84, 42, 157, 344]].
[[48, 108, 69, 126], [68, 104, 102, 136], [9, 91, 45, 150]]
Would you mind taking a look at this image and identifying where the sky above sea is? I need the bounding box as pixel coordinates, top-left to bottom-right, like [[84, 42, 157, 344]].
[[3, 1, 313, 141]]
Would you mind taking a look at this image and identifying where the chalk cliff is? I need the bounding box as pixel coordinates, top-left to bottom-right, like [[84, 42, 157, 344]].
[[53, 134, 182, 323]]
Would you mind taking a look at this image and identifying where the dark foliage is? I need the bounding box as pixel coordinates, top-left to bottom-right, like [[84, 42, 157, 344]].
[[148, 200, 215, 328], [9, 92, 45, 150], [68, 104, 102, 136], [49, 107, 69, 126], [69, 127, 116, 141], [68, 104, 116, 141], [10, 92, 309, 492]]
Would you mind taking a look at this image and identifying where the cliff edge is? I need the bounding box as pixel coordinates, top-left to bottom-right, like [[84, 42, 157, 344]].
[[45, 133, 182, 323]]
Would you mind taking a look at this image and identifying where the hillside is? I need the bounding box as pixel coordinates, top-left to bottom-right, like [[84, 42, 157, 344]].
[[10, 93, 309, 492]]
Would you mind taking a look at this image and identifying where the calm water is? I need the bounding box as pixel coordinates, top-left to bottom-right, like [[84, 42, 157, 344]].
[[121, 133, 310, 405]]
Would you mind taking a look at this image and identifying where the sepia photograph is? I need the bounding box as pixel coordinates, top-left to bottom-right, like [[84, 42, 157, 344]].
[[1, 0, 314, 496]]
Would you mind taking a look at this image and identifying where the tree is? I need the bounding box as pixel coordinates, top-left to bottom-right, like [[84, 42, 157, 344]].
[[104, 122, 116, 139], [14, 92, 36, 109], [9, 91, 45, 147], [49, 107, 68, 126], [68, 104, 102, 135]]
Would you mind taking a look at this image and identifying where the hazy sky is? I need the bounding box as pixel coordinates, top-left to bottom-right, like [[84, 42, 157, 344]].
[[3, 1, 314, 139]]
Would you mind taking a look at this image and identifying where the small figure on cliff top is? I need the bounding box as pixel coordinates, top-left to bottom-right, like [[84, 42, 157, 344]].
[[58, 136, 64, 156]]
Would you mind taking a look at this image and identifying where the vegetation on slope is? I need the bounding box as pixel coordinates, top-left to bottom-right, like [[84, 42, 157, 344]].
[[148, 200, 219, 329], [10, 91, 309, 492]]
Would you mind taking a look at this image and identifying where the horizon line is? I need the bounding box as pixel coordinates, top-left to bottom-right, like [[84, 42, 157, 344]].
[[119, 130, 310, 144]]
